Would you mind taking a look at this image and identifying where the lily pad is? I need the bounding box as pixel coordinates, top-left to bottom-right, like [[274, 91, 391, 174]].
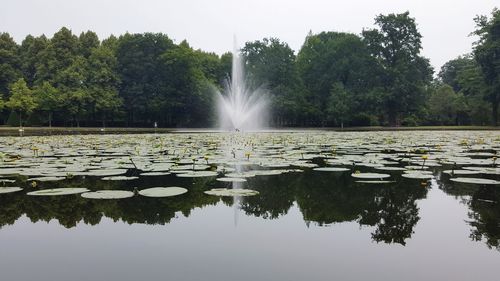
[[138, 187, 188, 197], [355, 180, 396, 184], [0, 187, 23, 194], [139, 172, 171, 176], [27, 188, 90, 196], [442, 170, 480, 175], [101, 176, 139, 181], [351, 173, 390, 179], [402, 172, 433, 179], [450, 177, 500, 185], [204, 188, 259, 196], [216, 177, 247, 183], [176, 171, 218, 178], [28, 176, 66, 182], [82, 190, 135, 199], [313, 167, 350, 172]]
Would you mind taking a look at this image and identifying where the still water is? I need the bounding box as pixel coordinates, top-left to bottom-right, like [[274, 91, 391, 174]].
[[0, 131, 499, 280]]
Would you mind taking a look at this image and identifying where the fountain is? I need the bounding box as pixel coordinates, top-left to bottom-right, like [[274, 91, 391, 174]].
[[216, 40, 269, 131]]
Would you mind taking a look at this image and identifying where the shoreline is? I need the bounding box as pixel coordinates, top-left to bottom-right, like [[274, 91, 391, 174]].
[[0, 126, 499, 136]]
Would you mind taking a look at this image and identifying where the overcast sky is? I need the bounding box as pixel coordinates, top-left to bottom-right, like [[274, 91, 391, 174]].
[[1, 0, 498, 71]]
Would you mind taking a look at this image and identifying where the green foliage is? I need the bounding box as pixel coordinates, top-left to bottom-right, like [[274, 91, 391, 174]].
[[427, 84, 462, 125], [473, 8, 500, 125], [363, 11, 433, 125], [6, 78, 37, 126], [326, 82, 351, 127], [0, 33, 21, 96], [0, 10, 497, 128], [297, 31, 382, 125], [243, 38, 307, 125]]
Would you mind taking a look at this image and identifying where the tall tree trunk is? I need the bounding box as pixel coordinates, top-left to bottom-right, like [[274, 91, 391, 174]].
[[18, 111, 22, 128], [102, 112, 106, 128], [48, 112, 52, 128]]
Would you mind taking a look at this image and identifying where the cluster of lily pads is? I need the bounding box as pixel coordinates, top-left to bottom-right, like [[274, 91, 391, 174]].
[[0, 131, 499, 199]]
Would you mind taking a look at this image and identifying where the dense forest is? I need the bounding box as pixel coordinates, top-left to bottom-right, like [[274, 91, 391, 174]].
[[0, 9, 499, 128]]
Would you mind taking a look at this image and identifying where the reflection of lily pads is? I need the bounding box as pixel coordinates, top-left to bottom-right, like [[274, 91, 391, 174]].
[[27, 188, 90, 196], [138, 187, 188, 197], [313, 167, 350, 172], [450, 177, 500, 185], [0, 187, 23, 194], [216, 177, 247, 182], [351, 173, 390, 179], [204, 188, 259, 196], [82, 190, 135, 199]]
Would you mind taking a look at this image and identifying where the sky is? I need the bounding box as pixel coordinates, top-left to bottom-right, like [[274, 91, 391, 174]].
[[1, 0, 498, 71]]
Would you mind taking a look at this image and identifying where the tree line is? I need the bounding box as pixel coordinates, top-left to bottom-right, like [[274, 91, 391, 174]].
[[0, 9, 498, 128]]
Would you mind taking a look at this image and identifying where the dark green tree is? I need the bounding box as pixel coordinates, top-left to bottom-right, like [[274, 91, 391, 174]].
[[363, 11, 433, 125], [19, 35, 48, 86], [297, 31, 382, 126], [473, 8, 500, 125], [33, 81, 61, 127], [0, 33, 21, 99], [159, 41, 211, 126], [87, 45, 122, 127], [116, 33, 174, 125], [242, 38, 307, 126]]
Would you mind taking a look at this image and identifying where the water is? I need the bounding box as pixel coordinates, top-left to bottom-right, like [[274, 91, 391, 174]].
[[216, 40, 269, 131], [0, 131, 500, 280]]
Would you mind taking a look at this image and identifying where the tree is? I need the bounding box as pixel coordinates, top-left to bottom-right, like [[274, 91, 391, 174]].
[[159, 41, 209, 126], [116, 33, 174, 125], [473, 8, 500, 125], [242, 38, 307, 126], [59, 56, 91, 127], [0, 33, 21, 100], [363, 12, 433, 125], [6, 78, 37, 127], [427, 84, 462, 125], [438, 55, 474, 92], [78, 31, 99, 58], [297, 31, 382, 125], [19, 35, 48, 87], [87, 45, 122, 127], [326, 82, 352, 128], [33, 81, 61, 127]]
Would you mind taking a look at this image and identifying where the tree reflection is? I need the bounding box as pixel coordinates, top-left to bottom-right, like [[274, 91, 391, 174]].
[[439, 174, 500, 251], [0, 170, 428, 246]]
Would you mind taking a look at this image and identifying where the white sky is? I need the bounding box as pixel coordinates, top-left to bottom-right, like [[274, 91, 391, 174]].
[[1, 0, 498, 71]]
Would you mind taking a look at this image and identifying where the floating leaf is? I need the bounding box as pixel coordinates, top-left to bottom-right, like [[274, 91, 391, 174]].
[[450, 177, 500, 185], [313, 167, 350, 172], [101, 176, 138, 181], [204, 188, 259, 196], [0, 187, 23, 194], [138, 187, 188, 197], [27, 188, 90, 196], [216, 177, 247, 182], [351, 173, 390, 179], [82, 190, 134, 199]]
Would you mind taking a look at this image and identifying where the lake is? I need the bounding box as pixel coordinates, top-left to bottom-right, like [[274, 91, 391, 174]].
[[0, 130, 499, 281]]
